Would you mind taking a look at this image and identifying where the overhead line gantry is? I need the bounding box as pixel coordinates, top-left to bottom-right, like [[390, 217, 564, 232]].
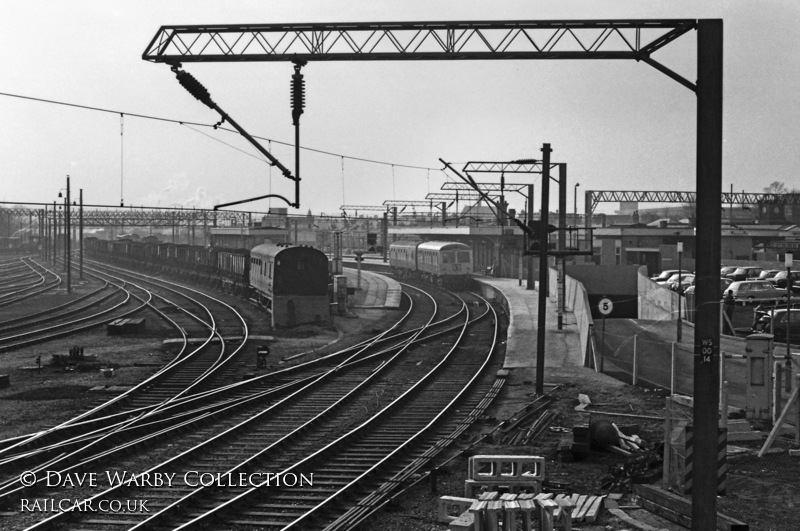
[[143, 19, 721, 529]]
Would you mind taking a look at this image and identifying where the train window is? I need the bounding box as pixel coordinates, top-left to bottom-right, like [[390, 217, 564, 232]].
[[457, 251, 471, 263], [269, 262, 273, 279], [442, 252, 454, 264]]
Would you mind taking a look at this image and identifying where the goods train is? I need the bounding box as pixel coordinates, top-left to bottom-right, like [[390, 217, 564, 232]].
[[83, 237, 330, 328], [388, 240, 474, 289]]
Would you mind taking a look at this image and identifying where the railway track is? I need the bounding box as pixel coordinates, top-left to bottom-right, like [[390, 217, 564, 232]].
[[0, 260, 434, 496], [0, 259, 252, 482], [0, 280, 435, 494], [6, 282, 504, 529], [0, 258, 61, 306]]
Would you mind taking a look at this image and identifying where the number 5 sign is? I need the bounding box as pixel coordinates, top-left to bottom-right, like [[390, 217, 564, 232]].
[[598, 298, 614, 316], [597, 297, 613, 372]]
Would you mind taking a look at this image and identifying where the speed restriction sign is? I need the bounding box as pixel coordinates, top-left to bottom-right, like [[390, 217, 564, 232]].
[[598, 298, 614, 316]]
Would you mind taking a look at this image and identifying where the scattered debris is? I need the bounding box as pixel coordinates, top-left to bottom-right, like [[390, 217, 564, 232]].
[[633, 484, 750, 531], [589, 419, 648, 455], [494, 396, 555, 445], [574, 392, 665, 420], [601, 445, 664, 492]]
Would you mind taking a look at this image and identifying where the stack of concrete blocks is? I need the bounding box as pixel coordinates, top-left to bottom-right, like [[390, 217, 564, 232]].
[[442, 491, 576, 531], [464, 455, 545, 498]]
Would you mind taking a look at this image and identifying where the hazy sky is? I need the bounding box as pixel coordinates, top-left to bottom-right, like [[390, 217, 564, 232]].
[[1, 1, 798, 216]]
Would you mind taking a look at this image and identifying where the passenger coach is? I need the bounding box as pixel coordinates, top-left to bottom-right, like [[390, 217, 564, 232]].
[[389, 240, 473, 289], [249, 243, 331, 328]]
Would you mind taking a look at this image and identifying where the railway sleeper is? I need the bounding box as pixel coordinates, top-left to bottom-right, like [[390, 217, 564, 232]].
[[335, 449, 399, 457], [84, 517, 143, 526], [235, 509, 309, 519], [245, 502, 320, 510], [228, 517, 301, 527]]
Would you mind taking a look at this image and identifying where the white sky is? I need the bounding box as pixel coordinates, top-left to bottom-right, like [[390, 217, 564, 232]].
[[1, 0, 798, 216]]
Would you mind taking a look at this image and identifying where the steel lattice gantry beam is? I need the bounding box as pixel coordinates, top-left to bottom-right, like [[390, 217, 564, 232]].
[[142, 20, 697, 89], [0, 203, 260, 228], [340, 205, 389, 213], [382, 200, 441, 212], [462, 160, 560, 174], [587, 190, 800, 214], [77, 207, 251, 228], [441, 182, 529, 193], [424, 192, 501, 201]]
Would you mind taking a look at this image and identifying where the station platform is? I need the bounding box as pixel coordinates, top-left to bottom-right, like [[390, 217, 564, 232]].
[[473, 277, 624, 394], [340, 268, 622, 397], [343, 267, 402, 309]]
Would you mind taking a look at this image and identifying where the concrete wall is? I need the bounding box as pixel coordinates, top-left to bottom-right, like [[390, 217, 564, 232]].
[[637, 265, 680, 321], [549, 268, 595, 367]]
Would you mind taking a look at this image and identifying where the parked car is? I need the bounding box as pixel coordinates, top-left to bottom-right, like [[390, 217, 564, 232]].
[[667, 274, 695, 293], [720, 266, 737, 277], [684, 277, 732, 298], [752, 308, 800, 343], [726, 267, 764, 282], [757, 269, 781, 281], [651, 269, 692, 284], [768, 270, 800, 291], [727, 280, 787, 304]]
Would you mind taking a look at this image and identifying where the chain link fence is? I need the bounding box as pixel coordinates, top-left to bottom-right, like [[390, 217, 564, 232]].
[[595, 318, 800, 530]]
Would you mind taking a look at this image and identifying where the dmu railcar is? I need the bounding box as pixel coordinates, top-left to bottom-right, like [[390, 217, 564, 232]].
[[388, 240, 474, 289], [250, 243, 331, 328]]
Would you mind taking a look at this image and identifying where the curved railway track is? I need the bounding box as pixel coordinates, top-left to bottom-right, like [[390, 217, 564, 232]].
[[12, 283, 503, 531], [0, 258, 61, 306], [0, 278, 506, 529], [0, 280, 434, 497]]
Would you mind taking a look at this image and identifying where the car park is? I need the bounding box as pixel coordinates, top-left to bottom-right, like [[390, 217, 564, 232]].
[[768, 270, 800, 292], [752, 308, 800, 343], [726, 266, 764, 282], [667, 274, 695, 293], [651, 269, 692, 284], [757, 269, 781, 281], [727, 280, 787, 304], [684, 277, 732, 298]]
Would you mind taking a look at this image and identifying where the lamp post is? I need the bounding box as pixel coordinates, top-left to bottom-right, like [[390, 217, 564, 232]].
[[58, 176, 71, 293], [53, 201, 57, 267], [677, 241, 683, 342], [79, 189, 83, 280], [573, 182, 581, 253], [43, 205, 48, 262], [786, 252, 793, 388]]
